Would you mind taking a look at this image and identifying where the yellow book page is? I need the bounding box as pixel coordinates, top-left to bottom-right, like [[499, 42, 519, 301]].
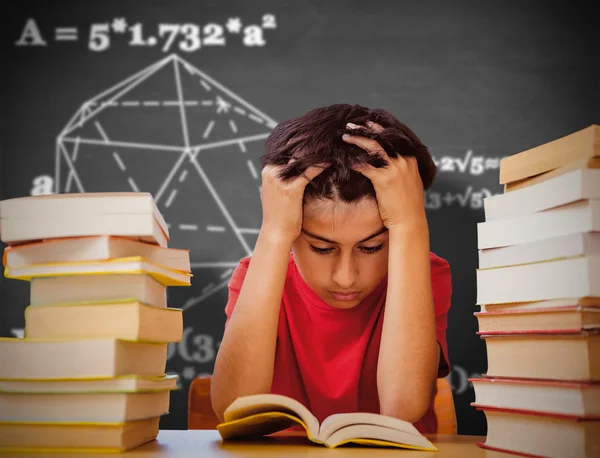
[[0, 336, 167, 345], [217, 412, 322, 444], [0, 373, 166, 382], [0, 420, 126, 426], [327, 438, 438, 451], [25, 297, 171, 308], [0, 446, 124, 454], [0, 387, 177, 394], [4, 256, 192, 286], [0, 374, 175, 382]]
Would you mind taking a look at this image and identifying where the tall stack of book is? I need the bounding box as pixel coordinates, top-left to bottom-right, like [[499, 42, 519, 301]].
[[472, 125, 600, 458], [0, 192, 191, 453]]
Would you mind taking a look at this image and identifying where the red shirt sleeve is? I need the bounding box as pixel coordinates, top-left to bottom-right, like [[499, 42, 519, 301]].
[[430, 253, 452, 378], [224, 257, 251, 328]]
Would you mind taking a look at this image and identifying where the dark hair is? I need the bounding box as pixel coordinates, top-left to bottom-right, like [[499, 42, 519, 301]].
[[260, 104, 437, 203]]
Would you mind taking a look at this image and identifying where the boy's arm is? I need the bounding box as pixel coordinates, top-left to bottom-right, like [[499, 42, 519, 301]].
[[342, 121, 449, 423], [210, 231, 292, 421], [377, 224, 450, 423], [211, 162, 328, 422]]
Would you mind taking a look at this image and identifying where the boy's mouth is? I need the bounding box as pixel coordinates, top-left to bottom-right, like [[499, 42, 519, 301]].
[[329, 291, 360, 301]]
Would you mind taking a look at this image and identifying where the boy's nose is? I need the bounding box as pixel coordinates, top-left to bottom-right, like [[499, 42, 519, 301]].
[[331, 255, 358, 289]]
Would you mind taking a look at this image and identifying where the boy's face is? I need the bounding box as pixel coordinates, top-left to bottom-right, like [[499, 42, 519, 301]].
[[291, 197, 389, 309]]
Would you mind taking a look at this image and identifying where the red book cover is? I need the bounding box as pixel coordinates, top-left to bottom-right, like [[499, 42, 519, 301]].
[[473, 404, 598, 421], [468, 375, 600, 388], [478, 329, 600, 337], [474, 305, 594, 316]]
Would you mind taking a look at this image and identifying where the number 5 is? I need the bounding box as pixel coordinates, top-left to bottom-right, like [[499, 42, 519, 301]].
[[89, 23, 110, 52]]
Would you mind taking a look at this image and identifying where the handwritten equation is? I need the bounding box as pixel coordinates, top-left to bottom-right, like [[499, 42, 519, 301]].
[[15, 15, 277, 52], [425, 186, 500, 210], [432, 150, 504, 176]]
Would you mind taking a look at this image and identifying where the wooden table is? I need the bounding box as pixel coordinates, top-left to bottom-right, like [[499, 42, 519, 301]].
[[13, 430, 509, 457]]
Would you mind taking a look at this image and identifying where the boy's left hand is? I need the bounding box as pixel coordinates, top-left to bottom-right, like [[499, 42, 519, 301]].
[[342, 121, 428, 231]]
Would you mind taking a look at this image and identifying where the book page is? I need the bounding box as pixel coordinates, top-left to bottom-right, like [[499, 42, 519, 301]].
[[322, 424, 436, 450], [319, 412, 422, 440], [222, 394, 320, 439]]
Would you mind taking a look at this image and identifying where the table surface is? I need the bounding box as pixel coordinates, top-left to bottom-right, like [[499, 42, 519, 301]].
[[12, 430, 511, 457]]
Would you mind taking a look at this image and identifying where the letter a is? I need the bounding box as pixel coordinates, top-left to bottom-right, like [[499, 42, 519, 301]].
[[15, 18, 47, 46]]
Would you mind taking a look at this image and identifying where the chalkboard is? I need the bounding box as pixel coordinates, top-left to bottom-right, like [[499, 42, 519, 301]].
[[1, 0, 596, 435]]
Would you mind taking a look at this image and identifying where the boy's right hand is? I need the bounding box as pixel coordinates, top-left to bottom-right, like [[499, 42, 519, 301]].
[[260, 161, 329, 244]]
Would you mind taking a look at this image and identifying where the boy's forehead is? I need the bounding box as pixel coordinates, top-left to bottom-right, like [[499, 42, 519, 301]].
[[302, 198, 384, 242]]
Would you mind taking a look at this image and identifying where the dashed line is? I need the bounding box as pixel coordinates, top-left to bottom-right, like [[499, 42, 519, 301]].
[[202, 282, 215, 294], [112, 151, 126, 171], [163, 101, 200, 107], [248, 113, 264, 124], [92, 100, 201, 107], [206, 226, 226, 232], [90, 96, 269, 138], [178, 169, 188, 183], [94, 121, 109, 143], [238, 228, 260, 234], [238, 141, 247, 153], [165, 189, 178, 208], [203, 120, 215, 139], [179, 224, 198, 231], [200, 80, 211, 91], [230, 105, 267, 126], [220, 269, 234, 279], [246, 160, 258, 179], [127, 177, 139, 192]]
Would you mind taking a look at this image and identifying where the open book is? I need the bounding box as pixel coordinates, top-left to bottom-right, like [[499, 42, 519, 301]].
[[216, 394, 437, 450]]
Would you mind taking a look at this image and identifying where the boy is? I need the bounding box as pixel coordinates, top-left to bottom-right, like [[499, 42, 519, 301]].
[[211, 104, 452, 434]]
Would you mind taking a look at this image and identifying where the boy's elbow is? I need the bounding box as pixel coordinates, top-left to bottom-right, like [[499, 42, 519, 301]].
[[380, 399, 430, 424], [380, 381, 436, 423]]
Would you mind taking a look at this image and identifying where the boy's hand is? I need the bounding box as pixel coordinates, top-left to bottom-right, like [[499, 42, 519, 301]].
[[260, 160, 328, 243], [342, 121, 428, 231]]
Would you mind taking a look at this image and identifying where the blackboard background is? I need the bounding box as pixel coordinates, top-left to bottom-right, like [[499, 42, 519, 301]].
[[1, 0, 597, 435]]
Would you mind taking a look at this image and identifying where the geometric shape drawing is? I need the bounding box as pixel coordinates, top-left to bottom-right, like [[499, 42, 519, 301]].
[[55, 54, 277, 308]]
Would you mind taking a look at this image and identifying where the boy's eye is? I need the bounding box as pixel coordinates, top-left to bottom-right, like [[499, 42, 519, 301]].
[[359, 244, 384, 254], [310, 245, 334, 255]]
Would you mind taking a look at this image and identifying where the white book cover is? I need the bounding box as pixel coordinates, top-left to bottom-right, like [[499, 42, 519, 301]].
[[5, 236, 189, 271], [0, 213, 167, 247], [477, 200, 600, 249], [484, 169, 600, 221], [478, 232, 600, 269], [476, 255, 600, 304], [0, 192, 169, 238]]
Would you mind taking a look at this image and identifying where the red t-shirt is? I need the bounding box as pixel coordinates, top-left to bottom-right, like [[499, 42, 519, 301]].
[[223, 251, 452, 434]]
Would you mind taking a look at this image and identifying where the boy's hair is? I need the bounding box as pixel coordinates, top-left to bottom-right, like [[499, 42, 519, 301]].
[[260, 104, 437, 203]]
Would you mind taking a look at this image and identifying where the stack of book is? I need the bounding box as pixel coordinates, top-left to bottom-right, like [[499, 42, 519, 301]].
[[472, 125, 600, 458], [0, 192, 191, 453]]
